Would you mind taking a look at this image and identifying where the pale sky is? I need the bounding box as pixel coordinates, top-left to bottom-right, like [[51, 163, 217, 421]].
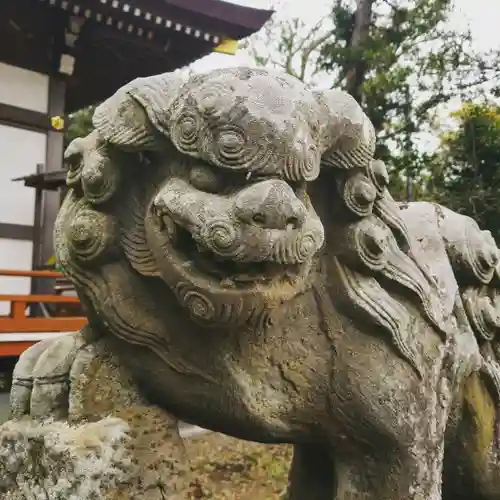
[[192, 0, 500, 74]]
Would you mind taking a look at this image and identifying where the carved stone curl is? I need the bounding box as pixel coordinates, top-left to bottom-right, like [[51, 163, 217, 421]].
[[64, 136, 86, 188], [439, 207, 499, 286], [199, 219, 244, 258], [374, 192, 412, 252], [334, 216, 391, 272], [67, 208, 116, 263], [81, 150, 121, 205], [367, 159, 390, 197], [337, 172, 377, 218], [170, 101, 203, 156], [462, 287, 500, 342], [173, 282, 247, 326]]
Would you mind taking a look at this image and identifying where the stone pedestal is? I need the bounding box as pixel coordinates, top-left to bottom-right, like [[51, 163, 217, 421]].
[[0, 339, 190, 500]]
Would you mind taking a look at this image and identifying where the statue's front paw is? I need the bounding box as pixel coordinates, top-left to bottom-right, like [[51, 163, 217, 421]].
[[9, 330, 90, 420]]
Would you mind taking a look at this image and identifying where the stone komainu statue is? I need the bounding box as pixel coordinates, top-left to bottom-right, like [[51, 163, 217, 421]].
[[2, 67, 500, 500]]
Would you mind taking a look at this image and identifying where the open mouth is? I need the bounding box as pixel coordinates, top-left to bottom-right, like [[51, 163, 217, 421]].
[[159, 215, 304, 287]]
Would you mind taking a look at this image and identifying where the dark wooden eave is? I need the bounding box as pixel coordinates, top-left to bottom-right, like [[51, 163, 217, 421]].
[[1, 0, 273, 112], [66, 19, 215, 111], [57, 0, 273, 41], [132, 0, 274, 39], [13, 170, 67, 191], [34, 0, 273, 43]]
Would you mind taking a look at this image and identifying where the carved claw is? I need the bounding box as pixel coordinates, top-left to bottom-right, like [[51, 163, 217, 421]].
[[9, 330, 90, 421], [4, 330, 190, 500]]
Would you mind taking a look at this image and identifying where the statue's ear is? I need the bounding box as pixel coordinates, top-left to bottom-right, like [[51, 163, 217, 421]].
[[92, 73, 185, 150], [313, 89, 376, 170]]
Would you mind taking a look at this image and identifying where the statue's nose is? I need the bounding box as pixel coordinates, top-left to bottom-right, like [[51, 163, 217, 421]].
[[235, 179, 307, 230]]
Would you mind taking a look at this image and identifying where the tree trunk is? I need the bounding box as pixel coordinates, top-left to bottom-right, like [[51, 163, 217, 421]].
[[345, 0, 375, 103]]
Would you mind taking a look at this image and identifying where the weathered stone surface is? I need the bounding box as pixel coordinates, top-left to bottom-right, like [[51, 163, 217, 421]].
[[3, 66, 500, 499], [1, 332, 189, 499]]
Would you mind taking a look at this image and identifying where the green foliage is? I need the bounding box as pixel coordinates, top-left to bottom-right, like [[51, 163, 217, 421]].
[[433, 102, 500, 240], [248, 0, 500, 201], [318, 0, 498, 197], [64, 105, 95, 148]]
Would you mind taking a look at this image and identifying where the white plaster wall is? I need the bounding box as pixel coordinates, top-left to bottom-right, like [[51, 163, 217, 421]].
[[0, 64, 50, 318], [0, 62, 49, 113], [0, 124, 46, 226], [0, 239, 34, 316]]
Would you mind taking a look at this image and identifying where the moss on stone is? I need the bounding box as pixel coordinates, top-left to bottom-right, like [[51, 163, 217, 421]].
[[463, 372, 496, 470]]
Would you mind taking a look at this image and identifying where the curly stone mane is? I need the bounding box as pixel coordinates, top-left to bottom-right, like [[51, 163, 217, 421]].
[[55, 67, 500, 390]]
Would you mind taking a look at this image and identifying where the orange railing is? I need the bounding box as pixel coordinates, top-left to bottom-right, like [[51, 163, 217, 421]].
[[0, 269, 87, 357]]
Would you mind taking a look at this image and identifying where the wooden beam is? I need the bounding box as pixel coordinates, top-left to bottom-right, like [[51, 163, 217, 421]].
[[42, 77, 65, 258], [0, 223, 33, 241], [31, 76, 66, 301], [0, 102, 52, 133], [0, 269, 63, 278]]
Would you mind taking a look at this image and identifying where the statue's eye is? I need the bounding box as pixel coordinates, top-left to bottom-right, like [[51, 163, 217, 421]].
[[189, 165, 220, 193]]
